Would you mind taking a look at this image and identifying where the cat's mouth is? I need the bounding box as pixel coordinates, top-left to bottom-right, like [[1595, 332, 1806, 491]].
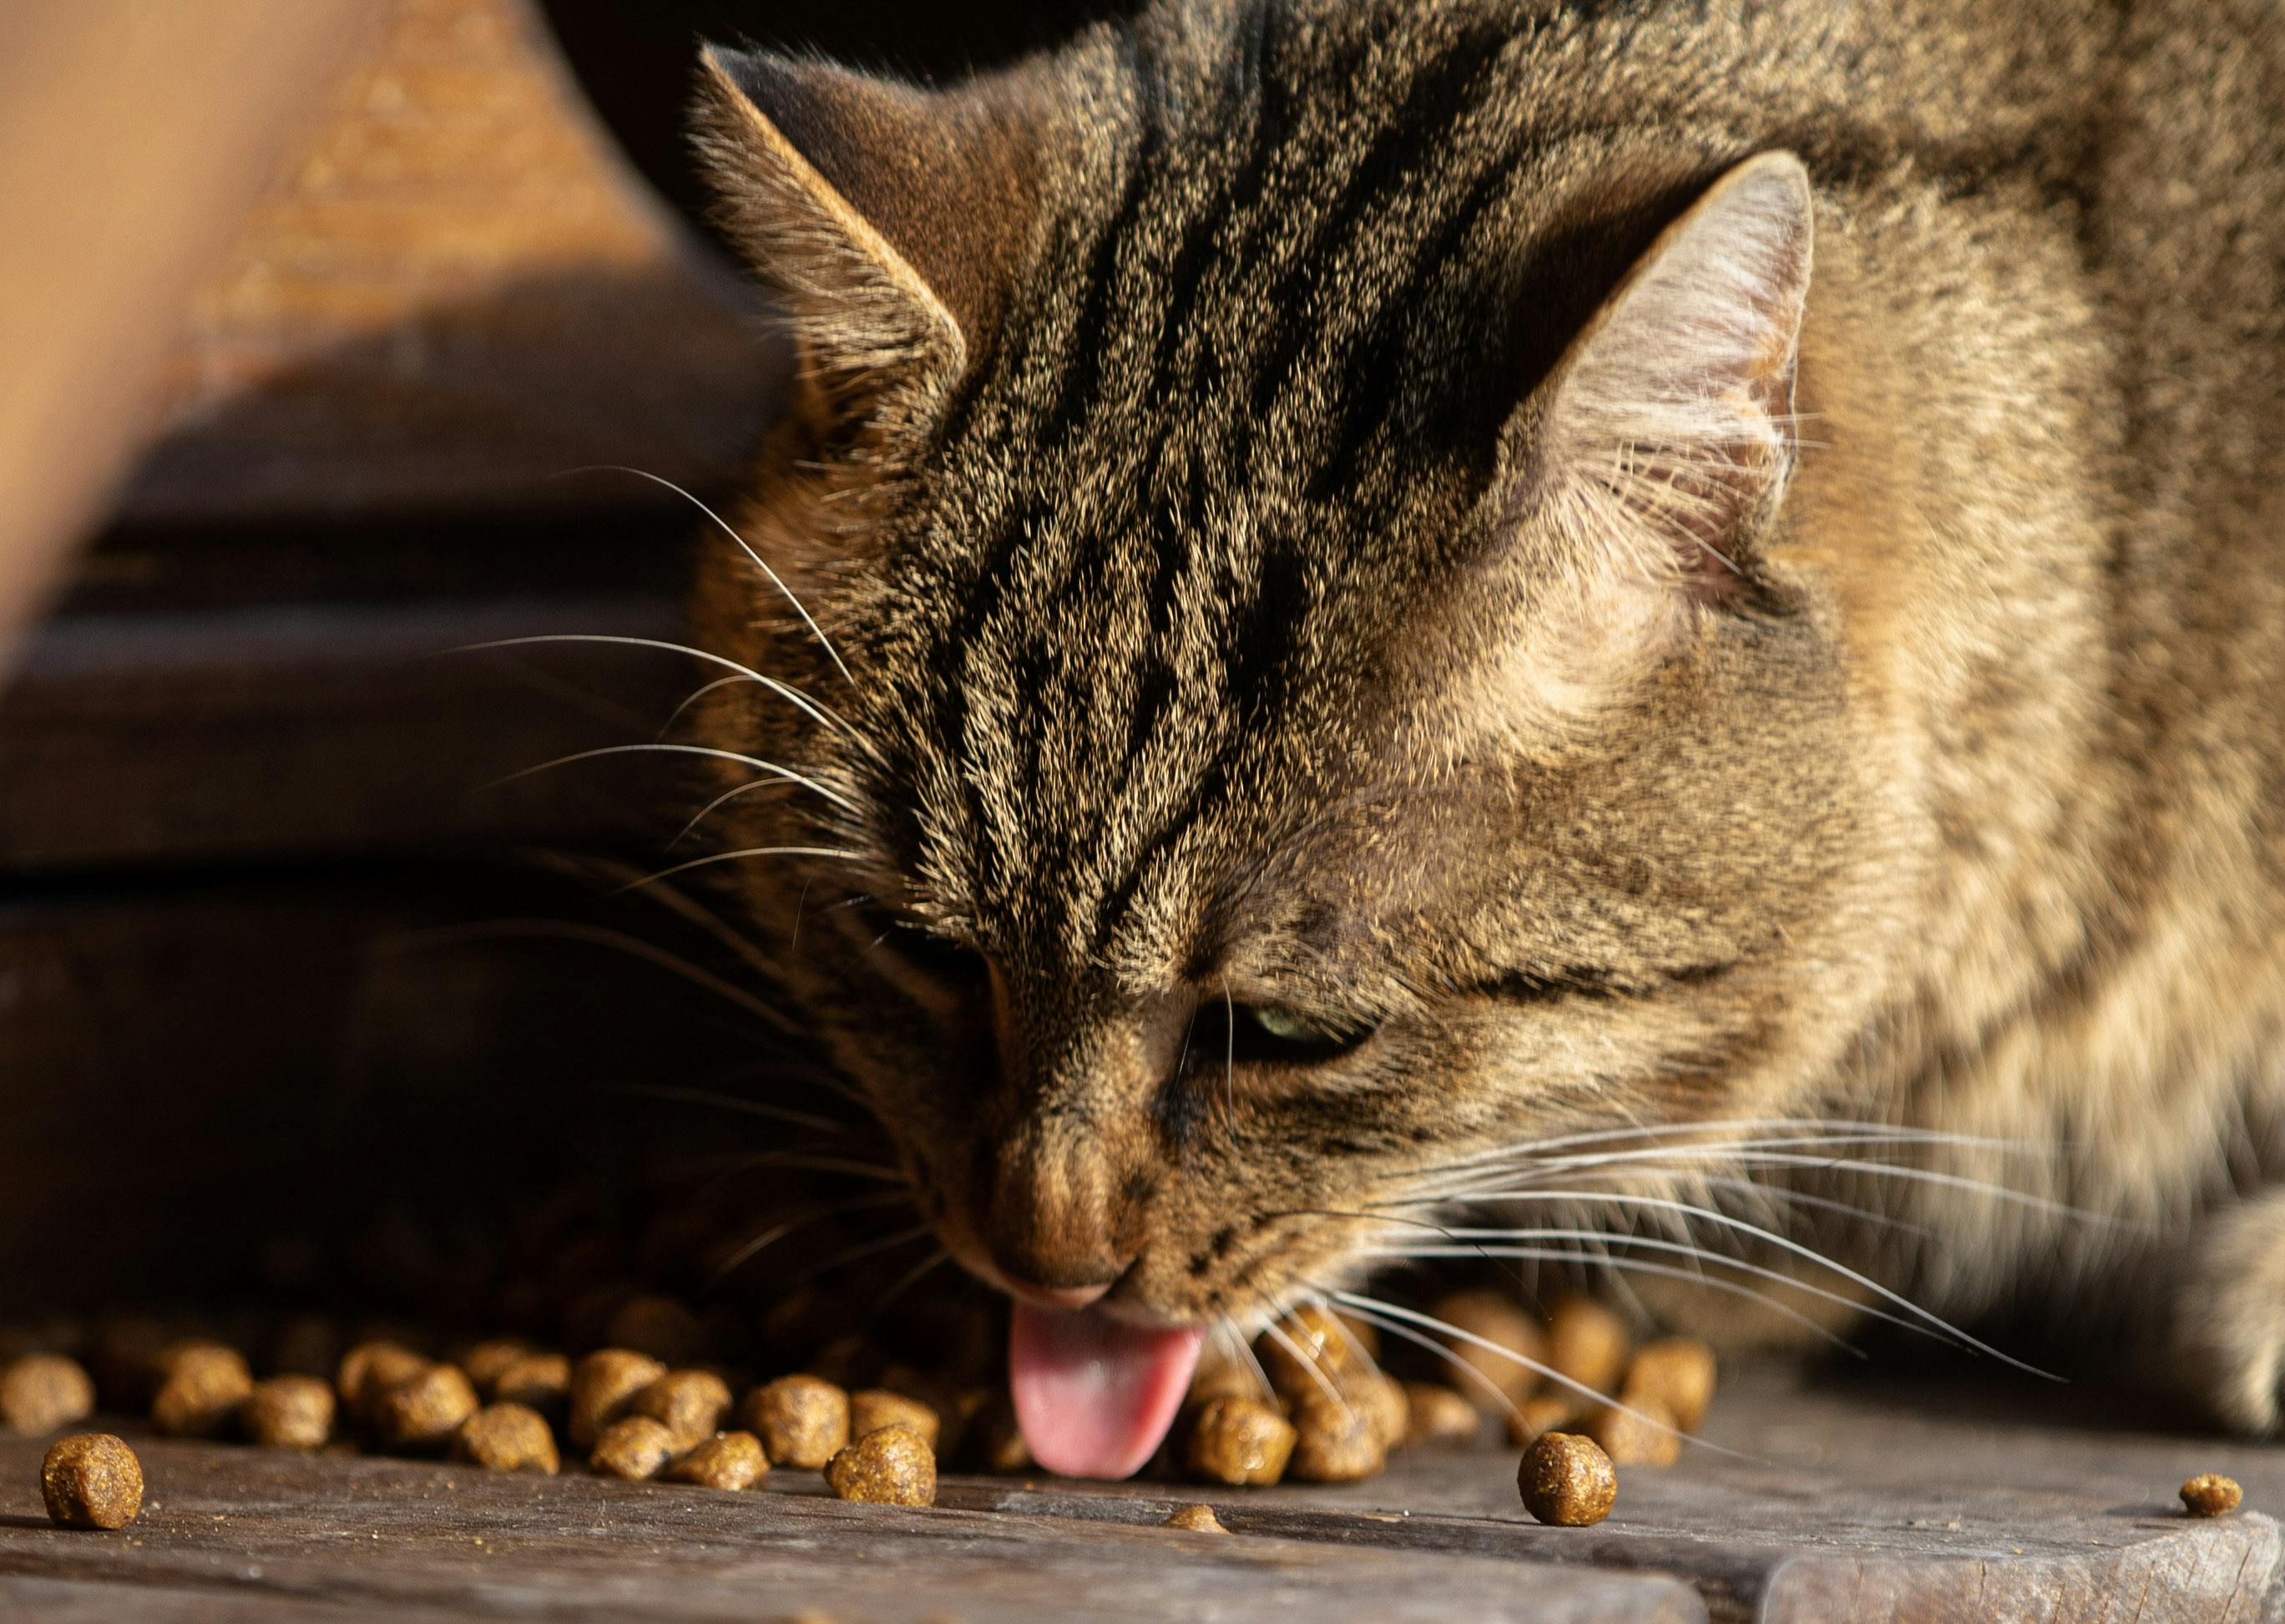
[[1006, 1298, 1206, 1479]]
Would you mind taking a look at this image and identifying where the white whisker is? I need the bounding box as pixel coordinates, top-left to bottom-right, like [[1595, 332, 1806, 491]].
[[489, 742, 861, 817], [616, 845, 865, 893]]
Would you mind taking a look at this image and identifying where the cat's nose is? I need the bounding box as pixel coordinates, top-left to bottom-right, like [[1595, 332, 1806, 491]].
[[1001, 1278, 1110, 1312]]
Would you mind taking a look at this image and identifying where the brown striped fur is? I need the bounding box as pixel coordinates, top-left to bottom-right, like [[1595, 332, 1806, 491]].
[[685, 0, 2285, 1427]]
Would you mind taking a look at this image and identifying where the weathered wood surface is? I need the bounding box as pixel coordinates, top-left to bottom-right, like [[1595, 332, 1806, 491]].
[[0, 1369, 2278, 1622], [114, 0, 782, 527]]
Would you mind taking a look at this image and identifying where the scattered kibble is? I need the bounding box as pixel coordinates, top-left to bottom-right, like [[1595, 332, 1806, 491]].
[[336, 1341, 430, 1429], [745, 1374, 849, 1469], [2181, 1473, 2242, 1517], [240, 1374, 336, 1450], [458, 1339, 538, 1397], [1581, 1399, 1681, 1468], [0, 1354, 95, 1435], [964, 1390, 1030, 1473], [632, 1369, 733, 1450], [1507, 1393, 1581, 1448], [491, 1351, 571, 1424], [150, 1343, 254, 1439], [568, 1349, 668, 1449], [825, 1422, 936, 1506], [1519, 1431, 1617, 1527], [1432, 1290, 1547, 1405], [41, 1434, 143, 1530], [1164, 1503, 1228, 1533], [1287, 1389, 1387, 1484], [374, 1363, 480, 1454], [604, 1295, 709, 1368], [849, 1388, 940, 1450], [1545, 1298, 1630, 1398], [1620, 1337, 1716, 1434], [1402, 1383, 1480, 1446], [667, 1430, 770, 1490], [1185, 1397, 1296, 1487], [590, 1414, 680, 1480], [453, 1403, 560, 1475], [1256, 1305, 1371, 1402]]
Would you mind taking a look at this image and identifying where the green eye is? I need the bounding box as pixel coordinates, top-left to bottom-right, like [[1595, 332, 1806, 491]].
[[1249, 1005, 1325, 1043]]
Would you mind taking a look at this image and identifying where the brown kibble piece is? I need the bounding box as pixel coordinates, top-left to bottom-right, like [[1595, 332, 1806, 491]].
[[1582, 1399, 1681, 1468], [336, 1340, 430, 1426], [1402, 1382, 1481, 1446], [1359, 1372, 1408, 1450], [1, 1354, 95, 1434], [1519, 1431, 1617, 1526], [1546, 1298, 1630, 1397], [604, 1295, 708, 1368], [1185, 1397, 1297, 1486], [568, 1349, 668, 1449], [1431, 1289, 1547, 1405], [1507, 1392, 1582, 1448], [1164, 1503, 1228, 1533], [1620, 1336, 1717, 1433], [452, 1403, 560, 1474], [240, 1374, 336, 1449], [632, 1369, 733, 1449], [374, 1363, 479, 1453], [850, 1388, 939, 1449], [667, 1429, 770, 1490], [2181, 1473, 2242, 1517], [458, 1339, 537, 1398], [1287, 1390, 1388, 1483], [825, 1422, 936, 1505], [1185, 1341, 1262, 1407], [150, 1343, 253, 1438], [41, 1434, 143, 1530], [1255, 1305, 1372, 1404], [745, 1374, 850, 1469], [590, 1414, 679, 1480], [492, 1351, 571, 1423]]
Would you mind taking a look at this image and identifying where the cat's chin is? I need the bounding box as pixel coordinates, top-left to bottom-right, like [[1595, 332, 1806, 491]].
[[1007, 1299, 1206, 1479]]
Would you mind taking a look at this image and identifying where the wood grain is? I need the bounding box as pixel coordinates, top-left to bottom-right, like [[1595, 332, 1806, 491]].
[[1, 1369, 2279, 1621], [113, 0, 783, 528]]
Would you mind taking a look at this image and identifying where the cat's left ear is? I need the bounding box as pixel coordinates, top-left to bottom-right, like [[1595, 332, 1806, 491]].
[[1521, 151, 1813, 605], [694, 45, 1039, 427]]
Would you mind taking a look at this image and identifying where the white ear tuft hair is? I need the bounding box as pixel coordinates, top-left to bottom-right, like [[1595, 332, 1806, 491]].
[[1533, 150, 1815, 607]]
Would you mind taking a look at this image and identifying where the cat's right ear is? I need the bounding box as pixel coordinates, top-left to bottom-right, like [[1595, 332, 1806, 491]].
[[693, 46, 1039, 430]]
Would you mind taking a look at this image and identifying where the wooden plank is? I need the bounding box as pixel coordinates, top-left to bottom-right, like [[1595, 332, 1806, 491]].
[[0, 1436, 1706, 1624], [114, 0, 782, 527]]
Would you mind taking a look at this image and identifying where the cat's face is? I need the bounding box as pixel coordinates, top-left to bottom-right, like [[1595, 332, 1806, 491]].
[[687, 4, 1881, 1337]]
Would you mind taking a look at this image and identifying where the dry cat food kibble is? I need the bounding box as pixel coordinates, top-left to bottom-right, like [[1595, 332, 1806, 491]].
[[666, 1429, 769, 1490], [1402, 1382, 1481, 1446], [744, 1374, 849, 1468], [458, 1339, 538, 1396], [1164, 1503, 1228, 1533], [1185, 1397, 1297, 1486], [848, 1387, 940, 1449], [1287, 1389, 1388, 1484], [631, 1369, 734, 1449], [590, 1414, 680, 1481], [1431, 1289, 1547, 1405], [452, 1403, 560, 1475], [1545, 1298, 1631, 1397], [1581, 1399, 1681, 1468], [568, 1349, 668, 1449], [2181, 1473, 2242, 1516], [240, 1374, 336, 1449], [375, 1363, 480, 1453], [40, 1433, 143, 1530], [336, 1341, 430, 1429], [151, 1342, 255, 1439], [1508, 1393, 1580, 1448], [0, 1353, 96, 1435], [1519, 1431, 1618, 1527], [490, 1351, 571, 1424], [825, 1422, 936, 1505], [1620, 1337, 1717, 1433]]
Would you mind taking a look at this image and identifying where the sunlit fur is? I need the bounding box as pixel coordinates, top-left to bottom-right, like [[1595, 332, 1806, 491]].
[[682, 0, 2285, 1428]]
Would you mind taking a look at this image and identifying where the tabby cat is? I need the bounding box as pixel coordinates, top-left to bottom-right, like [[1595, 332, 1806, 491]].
[[676, 0, 2285, 1473]]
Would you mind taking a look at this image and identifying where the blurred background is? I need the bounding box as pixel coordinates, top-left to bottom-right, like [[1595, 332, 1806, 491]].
[[0, 0, 1140, 1320]]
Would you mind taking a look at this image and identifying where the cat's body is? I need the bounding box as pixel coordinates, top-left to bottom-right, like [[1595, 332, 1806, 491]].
[[684, 0, 2285, 1460]]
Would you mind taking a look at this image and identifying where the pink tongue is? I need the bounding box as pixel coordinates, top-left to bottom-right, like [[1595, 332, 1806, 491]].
[[1009, 1302, 1206, 1480]]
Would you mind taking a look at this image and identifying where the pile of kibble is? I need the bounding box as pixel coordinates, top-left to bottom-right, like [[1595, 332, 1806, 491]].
[[4, 1284, 1724, 1531]]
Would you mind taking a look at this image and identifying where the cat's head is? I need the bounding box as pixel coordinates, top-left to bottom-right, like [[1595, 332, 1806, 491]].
[[684, 3, 1883, 1345]]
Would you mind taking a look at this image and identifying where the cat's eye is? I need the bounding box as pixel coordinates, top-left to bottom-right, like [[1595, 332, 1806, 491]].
[[856, 905, 986, 985], [1190, 999, 1375, 1067]]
